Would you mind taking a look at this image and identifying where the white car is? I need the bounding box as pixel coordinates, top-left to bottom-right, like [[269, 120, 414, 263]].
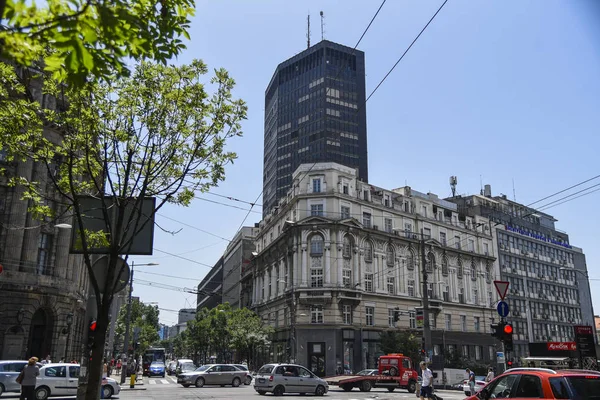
[[462, 376, 487, 396], [35, 363, 120, 399]]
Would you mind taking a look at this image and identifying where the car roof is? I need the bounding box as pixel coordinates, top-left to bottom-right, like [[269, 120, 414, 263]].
[[504, 368, 600, 377], [178, 359, 194, 363], [0, 360, 28, 363], [42, 363, 79, 367]]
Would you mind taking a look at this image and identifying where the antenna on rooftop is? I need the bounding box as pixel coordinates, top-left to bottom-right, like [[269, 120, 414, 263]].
[[512, 179, 517, 201], [450, 176, 458, 197], [320, 11, 325, 41], [306, 14, 311, 48]]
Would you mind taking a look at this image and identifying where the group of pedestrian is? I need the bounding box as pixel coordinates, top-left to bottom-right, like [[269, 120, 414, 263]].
[[418, 363, 495, 400]]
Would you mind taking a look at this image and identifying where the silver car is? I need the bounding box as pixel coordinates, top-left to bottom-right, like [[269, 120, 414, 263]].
[[254, 363, 329, 396], [177, 364, 247, 388], [0, 360, 31, 396]]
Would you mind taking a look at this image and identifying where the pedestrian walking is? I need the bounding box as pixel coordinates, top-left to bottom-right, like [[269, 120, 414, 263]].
[[419, 361, 433, 400], [485, 367, 494, 383], [466, 368, 476, 395], [17, 357, 40, 400]]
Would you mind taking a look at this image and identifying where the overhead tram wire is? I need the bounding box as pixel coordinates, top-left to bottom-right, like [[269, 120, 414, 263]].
[[156, 213, 231, 242], [153, 248, 215, 269], [538, 186, 600, 213], [526, 174, 600, 207], [136, 270, 205, 281], [532, 182, 600, 211], [206, 191, 262, 207]]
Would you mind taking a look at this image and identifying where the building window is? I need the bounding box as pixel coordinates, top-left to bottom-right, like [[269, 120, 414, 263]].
[[430, 314, 437, 329], [311, 268, 323, 288], [489, 346, 495, 360], [422, 204, 428, 218], [468, 239, 475, 252], [384, 194, 391, 207], [408, 279, 415, 297], [471, 260, 477, 281], [455, 236, 461, 249], [340, 206, 350, 219], [473, 289, 479, 305], [312, 178, 321, 193], [364, 273, 374, 292], [424, 227, 431, 239], [343, 183, 349, 195], [462, 345, 469, 358], [364, 242, 373, 262], [434, 345, 441, 356], [343, 305, 352, 325], [365, 306, 374, 326], [386, 245, 394, 267], [311, 204, 324, 217], [405, 223, 412, 238], [343, 236, 352, 258], [443, 285, 449, 302], [461, 315, 466, 332], [440, 232, 446, 246], [445, 314, 452, 330], [343, 269, 351, 288], [310, 235, 324, 255], [362, 212, 371, 228], [384, 218, 393, 233], [483, 242, 489, 255], [474, 316, 481, 332], [37, 233, 53, 275], [311, 306, 323, 324], [387, 277, 395, 295], [475, 346, 482, 360], [388, 309, 396, 327], [426, 253, 434, 273], [457, 260, 463, 279], [441, 257, 449, 276], [459, 288, 465, 304], [407, 252, 415, 270], [409, 311, 416, 329]]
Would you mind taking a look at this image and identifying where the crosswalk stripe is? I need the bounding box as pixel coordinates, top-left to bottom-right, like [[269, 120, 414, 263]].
[[160, 379, 169, 384], [148, 380, 156, 385]]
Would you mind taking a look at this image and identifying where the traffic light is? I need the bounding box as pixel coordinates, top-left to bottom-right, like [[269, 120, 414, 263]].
[[503, 323, 514, 352], [87, 319, 97, 350], [507, 359, 513, 369], [490, 323, 502, 339]]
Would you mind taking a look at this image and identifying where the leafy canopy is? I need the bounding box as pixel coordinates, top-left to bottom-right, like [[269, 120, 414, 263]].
[[1, 0, 195, 86]]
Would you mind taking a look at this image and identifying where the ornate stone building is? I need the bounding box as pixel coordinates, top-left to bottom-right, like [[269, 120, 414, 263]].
[[0, 68, 89, 361], [242, 162, 500, 376]]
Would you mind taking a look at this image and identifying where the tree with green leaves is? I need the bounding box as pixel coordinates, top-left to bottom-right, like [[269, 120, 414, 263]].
[[115, 301, 160, 355], [378, 330, 421, 364], [0, 0, 195, 87], [0, 59, 246, 399]]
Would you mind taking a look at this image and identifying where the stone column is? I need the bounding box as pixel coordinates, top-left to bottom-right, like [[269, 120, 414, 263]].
[[271, 265, 277, 299], [324, 243, 331, 285], [54, 220, 71, 279], [337, 244, 344, 287], [353, 248, 360, 287], [4, 158, 34, 270], [20, 161, 48, 272], [301, 245, 308, 287]]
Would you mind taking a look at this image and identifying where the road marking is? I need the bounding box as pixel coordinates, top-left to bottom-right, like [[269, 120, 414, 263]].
[[160, 379, 169, 384], [148, 379, 156, 385]]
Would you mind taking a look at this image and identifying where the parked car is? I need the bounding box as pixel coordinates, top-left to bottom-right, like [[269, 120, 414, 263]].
[[167, 360, 177, 376], [466, 367, 600, 400], [148, 361, 166, 377], [0, 360, 40, 397], [356, 369, 378, 376], [34, 363, 119, 399], [175, 359, 196, 377], [254, 363, 329, 396], [463, 375, 487, 396], [177, 364, 247, 388], [233, 364, 252, 385]]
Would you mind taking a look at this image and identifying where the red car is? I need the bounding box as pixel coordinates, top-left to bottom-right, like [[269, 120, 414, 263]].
[[466, 367, 600, 399]]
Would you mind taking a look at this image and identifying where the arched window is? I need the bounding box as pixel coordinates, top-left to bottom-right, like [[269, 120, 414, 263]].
[[457, 258, 463, 279], [470, 259, 477, 281], [407, 251, 415, 270], [386, 245, 394, 267], [441, 256, 449, 277], [310, 235, 324, 288], [364, 241, 373, 263], [426, 253, 435, 273], [485, 261, 492, 283], [343, 236, 352, 259], [310, 235, 324, 256]]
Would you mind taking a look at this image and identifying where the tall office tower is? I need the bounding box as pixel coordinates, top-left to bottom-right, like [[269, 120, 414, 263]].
[[263, 40, 368, 216]]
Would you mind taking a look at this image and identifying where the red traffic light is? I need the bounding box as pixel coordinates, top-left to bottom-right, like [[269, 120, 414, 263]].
[[503, 324, 513, 335], [89, 320, 97, 331]]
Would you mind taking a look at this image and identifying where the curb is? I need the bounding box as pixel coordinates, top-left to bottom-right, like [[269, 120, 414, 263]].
[[120, 387, 147, 391]]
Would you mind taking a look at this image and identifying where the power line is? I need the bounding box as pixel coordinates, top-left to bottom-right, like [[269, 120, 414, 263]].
[[136, 270, 204, 281], [156, 213, 231, 242], [534, 182, 600, 211], [206, 191, 262, 208], [153, 248, 215, 269], [538, 187, 600, 213], [193, 195, 261, 214], [526, 174, 600, 207], [362, 0, 448, 107]]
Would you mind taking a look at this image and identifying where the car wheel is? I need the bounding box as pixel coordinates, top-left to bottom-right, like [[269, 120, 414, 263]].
[[465, 392, 471, 397], [35, 386, 50, 400], [232, 377, 241, 387], [315, 385, 326, 396], [342, 383, 353, 392], [407, 380, 417, 393], [195, 377, 205, 388], [102, 385, 114, 399], [273, 385, 285, 396], [387, 387, 395, 392], [162, 374, 165, 378], [0, 383, 4, 397], [257, 390, 266, 395], [245, 375, 252, 385], [360, 380, 372, 392], [389, 366, 399, 376], [182, 384, 190, 388]]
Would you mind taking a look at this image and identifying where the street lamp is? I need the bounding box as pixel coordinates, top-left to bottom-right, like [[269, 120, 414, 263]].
[[559, 267, 589, 278], [120, 261, 159, 384]]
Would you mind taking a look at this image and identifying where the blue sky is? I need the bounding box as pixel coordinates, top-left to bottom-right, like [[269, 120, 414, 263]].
[[128, 0, 600, 326]]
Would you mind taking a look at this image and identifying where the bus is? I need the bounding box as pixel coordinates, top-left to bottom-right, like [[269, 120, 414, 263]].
[[143, 347, 166, 375]]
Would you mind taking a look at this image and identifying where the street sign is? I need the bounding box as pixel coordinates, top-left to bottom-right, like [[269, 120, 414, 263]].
[[496, 352, 505, 363], [494, 280, 510, 300], [547, 342, 577, 351], [497, 301, 510, 318]]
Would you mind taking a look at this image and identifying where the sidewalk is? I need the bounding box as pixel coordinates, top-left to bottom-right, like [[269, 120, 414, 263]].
[[117, 374, 146, 391]]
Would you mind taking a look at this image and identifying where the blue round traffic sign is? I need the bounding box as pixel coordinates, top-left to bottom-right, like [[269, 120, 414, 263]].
[[497, 301, 509, 318]]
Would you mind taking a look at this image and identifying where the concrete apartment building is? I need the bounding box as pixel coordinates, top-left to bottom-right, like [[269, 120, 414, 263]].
[[242, 162, 499, 376], [448, 187, 595, 362]]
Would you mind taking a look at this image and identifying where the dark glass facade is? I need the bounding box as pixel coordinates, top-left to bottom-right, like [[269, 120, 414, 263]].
[[263, 40, 368, 216]]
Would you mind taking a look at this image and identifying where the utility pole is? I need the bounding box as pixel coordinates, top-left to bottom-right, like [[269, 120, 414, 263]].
[[421, 229, 432, 361], [120, 261, 135, 384]]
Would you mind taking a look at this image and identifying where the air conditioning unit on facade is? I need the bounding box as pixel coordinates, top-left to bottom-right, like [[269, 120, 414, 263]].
[[512, 268, 517, 273], [373, 225, 379, 230]]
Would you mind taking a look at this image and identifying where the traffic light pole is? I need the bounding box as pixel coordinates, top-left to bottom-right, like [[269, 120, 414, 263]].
[[120, 261, 135, 384]]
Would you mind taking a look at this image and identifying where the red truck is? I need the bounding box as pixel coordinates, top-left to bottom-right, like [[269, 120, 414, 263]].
[[325, 353, 419, 393]]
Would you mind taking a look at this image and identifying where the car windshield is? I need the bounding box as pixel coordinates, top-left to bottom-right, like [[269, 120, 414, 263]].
[[195, 365, 211, 372], [150, 362, 163, 366], [181, 363, 195, 369], [235, 365, 248, 371], [476, 376, 486, 381], [258, 365, 274, 374], [566, 376, 600, 399]]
